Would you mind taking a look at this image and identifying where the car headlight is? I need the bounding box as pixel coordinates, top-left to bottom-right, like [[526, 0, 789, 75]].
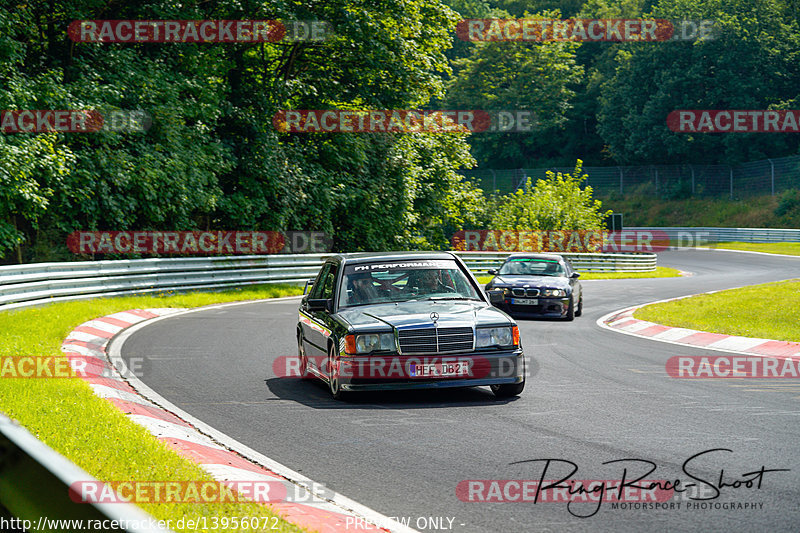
[[346, 333, 396, 354], [542, 289, 566, 297], [476, 326, 518, 348]]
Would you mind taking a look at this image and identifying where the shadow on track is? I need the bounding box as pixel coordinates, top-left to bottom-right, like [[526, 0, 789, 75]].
[[263, 376, 523, 409]]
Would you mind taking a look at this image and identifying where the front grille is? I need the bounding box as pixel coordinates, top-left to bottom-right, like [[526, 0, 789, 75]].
[[398, 327, 474, 354], [512, 288, 540, 297]]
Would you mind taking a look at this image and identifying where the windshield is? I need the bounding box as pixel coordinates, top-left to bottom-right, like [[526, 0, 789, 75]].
[[339, 259, 481, 307], [498, 258, 565, 277]]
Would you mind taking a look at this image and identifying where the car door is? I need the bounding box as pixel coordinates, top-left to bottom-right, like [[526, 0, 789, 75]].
[[300, 262, 331, 360], [565, 259, 581, 300], [300, 261, 338, 361]]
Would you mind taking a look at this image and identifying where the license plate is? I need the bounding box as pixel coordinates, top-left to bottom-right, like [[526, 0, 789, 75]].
[[511, 298, 538, 305], [410, 362, 470, 378]]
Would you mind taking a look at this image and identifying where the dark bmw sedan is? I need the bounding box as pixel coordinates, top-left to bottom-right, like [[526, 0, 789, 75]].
[[485, 253, 583, 320], [296, 252, 525, 400]]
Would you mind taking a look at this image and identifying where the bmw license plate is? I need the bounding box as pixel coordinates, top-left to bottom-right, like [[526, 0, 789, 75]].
[[410, 362, 470, 378], [511, 298, 538, 305]]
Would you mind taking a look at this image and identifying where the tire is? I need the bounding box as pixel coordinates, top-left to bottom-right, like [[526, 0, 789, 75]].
[[575, 296, 583, 317], [565, 297, 575, 321], [328, 344, 350, 400], [297, 334, 312, 380], [491, 379, 525, 398]]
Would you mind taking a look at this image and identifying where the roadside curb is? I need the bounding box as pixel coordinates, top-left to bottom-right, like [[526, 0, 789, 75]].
[[598, 301, 800, 359], [62, 302, 417, 533]]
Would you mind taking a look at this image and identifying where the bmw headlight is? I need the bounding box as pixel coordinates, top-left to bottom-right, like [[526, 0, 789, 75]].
[[476, 326, 516, 348], [542, 289, 566, 297], [351, 333, 396, 354]]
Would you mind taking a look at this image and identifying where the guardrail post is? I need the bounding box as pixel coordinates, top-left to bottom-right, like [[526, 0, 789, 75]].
[[690, 165, 695, 195]]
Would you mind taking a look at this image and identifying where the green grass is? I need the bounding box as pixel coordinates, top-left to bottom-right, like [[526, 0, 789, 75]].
[[598, 194, 795, 227], [475, 266, 682, 284], [710, 242, 800, 256], [634, 279, 800, 342], [0, 284, 307, 533]]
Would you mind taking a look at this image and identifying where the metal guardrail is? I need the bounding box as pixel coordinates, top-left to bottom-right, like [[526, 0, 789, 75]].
[[0, 255, 331, 311], [0, 414, 173, 533], [454, 251, 657, 274], [0, 251, 656, 312], [626, 227, 800, 243]]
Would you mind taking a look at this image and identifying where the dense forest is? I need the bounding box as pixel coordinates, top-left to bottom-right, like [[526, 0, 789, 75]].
[[1, 0, 798, 261]]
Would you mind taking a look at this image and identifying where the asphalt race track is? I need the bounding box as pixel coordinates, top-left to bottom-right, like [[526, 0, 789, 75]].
[[121, 250, 800, 532]]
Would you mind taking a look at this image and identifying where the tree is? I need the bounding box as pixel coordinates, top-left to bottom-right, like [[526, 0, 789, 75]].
[[597, 0, 800, 164], [445, 11, 583, 168], [0, 0, 483, 260]]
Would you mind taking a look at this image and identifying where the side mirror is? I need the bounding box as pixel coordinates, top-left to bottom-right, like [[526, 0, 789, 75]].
[[307, 298, 332, 312], [486, 289, 504, 304], [570, 272, 581, 279], [488, 268, 498, 275], [303, 280, 314, 295]]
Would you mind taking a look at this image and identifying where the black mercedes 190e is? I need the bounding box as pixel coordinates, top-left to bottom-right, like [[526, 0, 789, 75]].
[[485, 253, 583, 320], [296, 252, 525, 400]]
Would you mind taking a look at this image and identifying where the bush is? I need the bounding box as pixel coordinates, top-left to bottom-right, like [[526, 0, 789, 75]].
[[489, 160, 610, 230], [775, 189, 800, 226]]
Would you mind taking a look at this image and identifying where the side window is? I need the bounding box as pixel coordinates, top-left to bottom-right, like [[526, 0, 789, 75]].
[[320, 265, 338, 299], [309, 263, 330, 299]]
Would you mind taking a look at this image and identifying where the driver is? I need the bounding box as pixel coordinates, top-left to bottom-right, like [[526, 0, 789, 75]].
[[415, 270, 444, 294]]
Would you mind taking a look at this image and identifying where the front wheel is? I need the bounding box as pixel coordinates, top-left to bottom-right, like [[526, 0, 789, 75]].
[[491, 380, 525, 398], [328, 345, 350, 400], [565, 297, 575, 321], [575, 296, 583, 317], [297, 334, 312, 379]]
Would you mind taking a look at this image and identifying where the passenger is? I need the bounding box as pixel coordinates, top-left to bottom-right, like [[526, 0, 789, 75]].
[[349, 273, 378, 304]]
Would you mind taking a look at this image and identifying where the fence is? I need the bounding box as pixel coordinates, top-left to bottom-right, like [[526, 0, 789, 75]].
[[0, 251, 656, 312], [461, 154, 800, 198]]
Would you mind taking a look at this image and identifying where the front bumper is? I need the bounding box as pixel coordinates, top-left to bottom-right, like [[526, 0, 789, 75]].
[[494, 297, 570, 318], [336, 349, 525, 392]]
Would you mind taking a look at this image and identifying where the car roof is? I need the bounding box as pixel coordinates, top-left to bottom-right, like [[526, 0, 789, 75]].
[[505, 253, 566, 261], [331, 251, 458, 265]]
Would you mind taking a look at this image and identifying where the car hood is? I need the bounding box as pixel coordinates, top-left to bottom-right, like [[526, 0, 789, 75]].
[[489, 275, 571, 289], [336, 300, 512, 330]]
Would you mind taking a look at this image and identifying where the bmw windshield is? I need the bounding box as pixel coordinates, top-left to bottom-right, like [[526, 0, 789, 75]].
[[498, 258, 565, 277], [338, 259, 481, 307]]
